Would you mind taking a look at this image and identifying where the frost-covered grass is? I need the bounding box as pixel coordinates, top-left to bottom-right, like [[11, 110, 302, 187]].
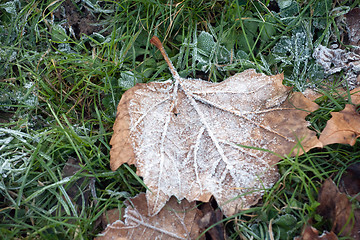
[[0, 0, 359, 239]]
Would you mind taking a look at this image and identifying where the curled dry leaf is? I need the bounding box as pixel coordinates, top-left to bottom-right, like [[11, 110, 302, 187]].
[[317, 179, 360, 239], [95, 193, 204, 240], [345, 8, 360, 46], [110, 36, 322, 217], [339, 163, 360, 202], [312, 45, 360, 88], [198, 202, 225, 240], [319, 87, 360, 146], [294, 225, 338, 240]]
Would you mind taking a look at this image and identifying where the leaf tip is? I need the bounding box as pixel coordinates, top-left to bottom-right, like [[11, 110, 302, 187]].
[[150, 36, 163, 50]]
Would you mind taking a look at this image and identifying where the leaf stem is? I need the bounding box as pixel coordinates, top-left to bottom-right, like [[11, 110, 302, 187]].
[[150, 36, 180, 80]]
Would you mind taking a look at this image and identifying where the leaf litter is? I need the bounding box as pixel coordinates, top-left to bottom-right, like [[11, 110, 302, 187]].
[[61, 157, 96, 213], [95, 193, 204, 240], [312, 7, 360, 90], [110, 36, 322, 217], [295, 163, 360, 240], [344, 8, 360, 46], [319, 87, 360, 146], [317, 178, 360, 239], [294, 225, 338, 240], [197, 201, 225, 240]]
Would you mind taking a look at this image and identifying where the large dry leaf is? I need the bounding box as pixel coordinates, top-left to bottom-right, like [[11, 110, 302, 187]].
[[110, 36, 322, 217], [95, 193, 204, 240], [319, 87, 360, 146]]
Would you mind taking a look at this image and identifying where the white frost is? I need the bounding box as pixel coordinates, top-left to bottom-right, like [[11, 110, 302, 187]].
[[124, 69, 292, 217]]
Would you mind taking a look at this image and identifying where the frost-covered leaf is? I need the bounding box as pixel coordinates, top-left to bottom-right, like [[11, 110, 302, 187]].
[[82, 0, 114, 13], [273, 29, 325, 90], [0, 128, 34, 179], [51, 24, 68, 42], [313, 45, 360, 89], [345, 8, 360, 45], [110, 36, 322, 217], [277, 0, 293, 10], [273, 32, 312, 65], [312, 45, 360, 75], [190, 31, 231, 72], [278, 0, 300, 18], [95, 193, 204, 240], [118, 71, 142, 90], [197, 31, 215, 54], [272, 213, 298, 239], [0, 1, 18, 16], [238, 213, 299, 239]]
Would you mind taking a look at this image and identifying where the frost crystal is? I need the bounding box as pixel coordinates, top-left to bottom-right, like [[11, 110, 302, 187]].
[[313, 45, 360, 88], [110, 69, 321, 217], [0, 129, 33, 178], [110, 36, 321, 217]]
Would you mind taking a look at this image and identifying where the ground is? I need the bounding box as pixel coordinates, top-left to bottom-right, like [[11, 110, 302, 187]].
[[0, 0, 360, 239]]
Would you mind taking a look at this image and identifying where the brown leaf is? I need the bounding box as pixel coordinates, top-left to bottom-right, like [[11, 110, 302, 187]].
[[62, 157, 95, 212], [317, 179, 360, 239], [319, 87, 360, 146], [110, 36, 322, 217], [294, 225, 338, 240], [198, 201, 225, 240], [302, 89, 323, 102], [350, 87, 360, 105], [100, 208, 123, 229], [95, 193, 204, 240], [345, 8, 360, 46], [339, 163, 360, 202]]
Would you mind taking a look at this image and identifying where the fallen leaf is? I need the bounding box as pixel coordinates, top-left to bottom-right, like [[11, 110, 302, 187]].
[[99, 208, 123, 229], [110, 36, 322, 217], [312, 45, 360, 88], [302, 88, 323, 102], [319, 87, 360, 146], [95, 193, 204, 240], [339, 163, 360, 202], [62, 157, 96, 213], [345, 8, 360, 46], [317, 178, 360, 239], [349, 87, 360, 104], [198, 201, 225, 240], [312, 45, 360, 75], [294, 225, 338, 240]]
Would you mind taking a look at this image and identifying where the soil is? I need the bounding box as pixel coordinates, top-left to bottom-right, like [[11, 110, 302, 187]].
[[53, 0, 103, 38]]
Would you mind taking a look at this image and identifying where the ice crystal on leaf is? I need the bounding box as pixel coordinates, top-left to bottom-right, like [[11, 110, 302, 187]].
[[110, 36, 322, 217], [272, 28, 325, 91], [96, 193, 204, 240]]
